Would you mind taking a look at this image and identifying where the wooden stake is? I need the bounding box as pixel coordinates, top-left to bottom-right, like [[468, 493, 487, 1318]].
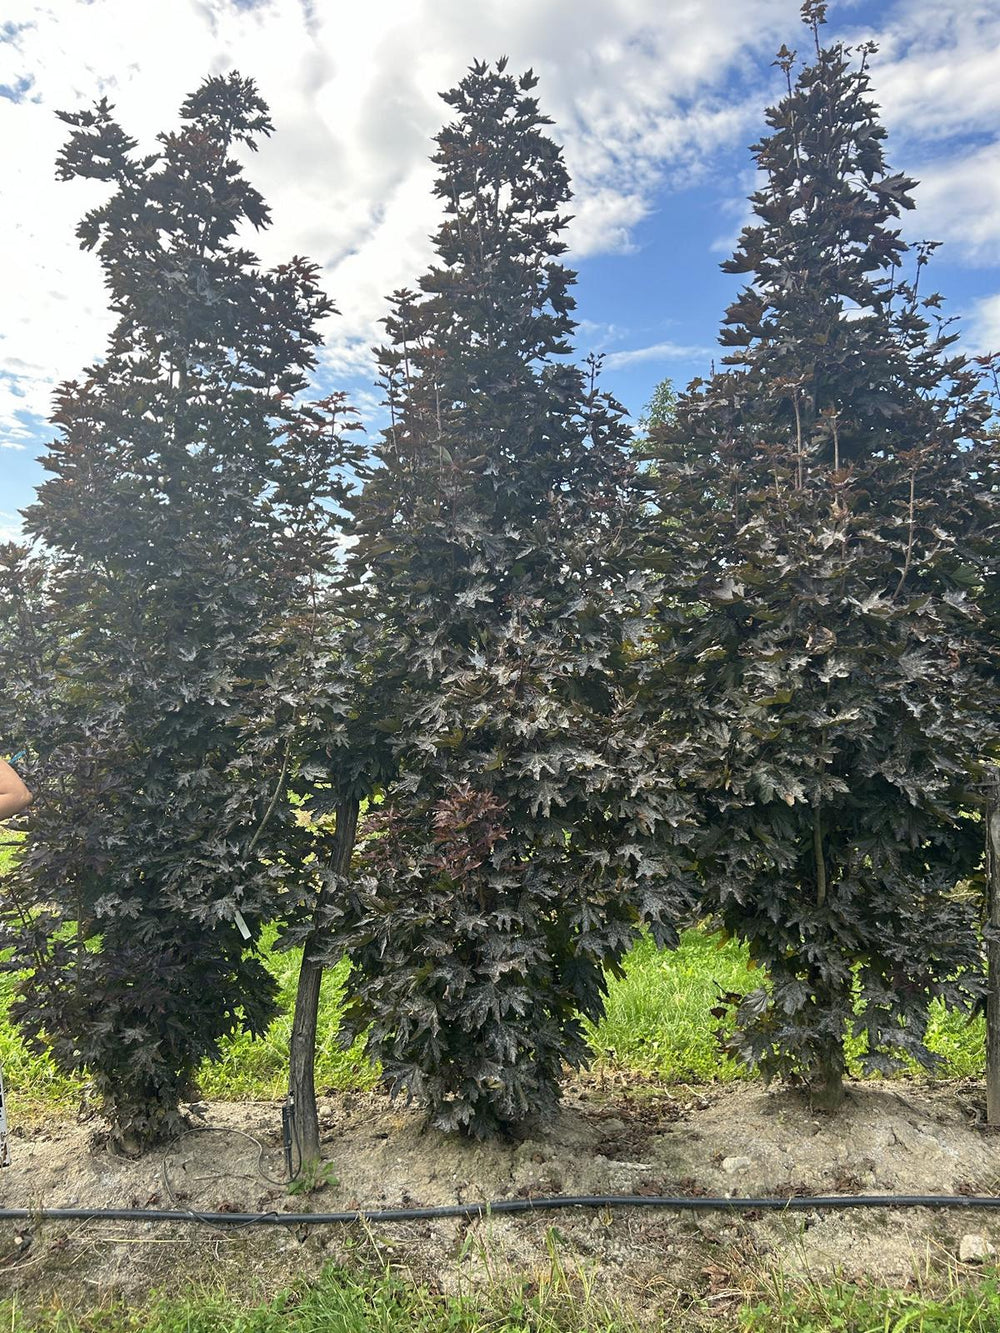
[[986, 769, 1000, 1125], [288, 797, 360, 1167]]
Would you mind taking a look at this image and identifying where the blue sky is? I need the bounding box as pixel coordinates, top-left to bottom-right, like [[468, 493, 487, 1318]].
[[2, 0, 999, 537]]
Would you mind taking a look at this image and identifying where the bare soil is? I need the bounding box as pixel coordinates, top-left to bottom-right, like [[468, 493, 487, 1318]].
[[2, 1075, 999, 1320]]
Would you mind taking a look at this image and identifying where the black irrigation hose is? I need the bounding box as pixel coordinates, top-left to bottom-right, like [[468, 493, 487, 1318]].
[[4, 1193, 1000, 1228]]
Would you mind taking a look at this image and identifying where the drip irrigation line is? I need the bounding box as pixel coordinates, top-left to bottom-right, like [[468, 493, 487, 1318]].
[[156, 1122, 310, 1229], [4, 1193, 1000, 1229], [158, 1126, 300, 1229]]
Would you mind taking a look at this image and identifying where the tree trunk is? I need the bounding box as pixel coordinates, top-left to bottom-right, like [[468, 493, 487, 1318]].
[[810, 1041, 845, 1111], [288, 797, 360, 1168], [986, 770, 1000, 1126], [809, 971, 846, 1112]]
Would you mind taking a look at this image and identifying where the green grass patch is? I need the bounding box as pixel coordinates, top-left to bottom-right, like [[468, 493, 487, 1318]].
[[0, 1262, 633, 1332], [0, 925, 990, 1111], [587, 928, 988, 1086], [0, 928, 376, 1114], [10, 1264, 1000, 1332], [196, 936, 378, 1101], [0, 835, 86, 1111], [0, 974, 87, 1112], [740, 1272, 1000, 1333], [586, 928, 758, 1082], [918, 997, 985, 1081]]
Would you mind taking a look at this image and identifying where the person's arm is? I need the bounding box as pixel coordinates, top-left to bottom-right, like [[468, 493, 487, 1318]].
[[0, 758, 32, 820]]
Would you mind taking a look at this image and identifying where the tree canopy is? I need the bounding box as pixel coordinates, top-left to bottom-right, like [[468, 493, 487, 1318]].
[[0, 73, 357, 1148], [644, 7, 1000, 1103], [339, 59, 696, 1137]]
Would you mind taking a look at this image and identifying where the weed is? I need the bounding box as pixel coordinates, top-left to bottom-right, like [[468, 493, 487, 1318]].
[[287, 1157, 339, 1196]]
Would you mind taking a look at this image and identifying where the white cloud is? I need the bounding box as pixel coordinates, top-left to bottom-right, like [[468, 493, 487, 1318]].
[[1, 0, 999, 461], [575, 318, 632, 355], [708, 166, 761, 257], [845, 0, 1000, 264], [904, 143, 1000, 266], [963, 293, 1000, 355], [604, 341, 713, 370], [0, 0, 794, 444], [0, 510, 24, 542], [705, 1, 1000, 276], [851, 0, 1000, 146]]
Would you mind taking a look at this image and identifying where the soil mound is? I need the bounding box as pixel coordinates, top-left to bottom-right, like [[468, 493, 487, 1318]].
[[1, 1078, 997, 1316]]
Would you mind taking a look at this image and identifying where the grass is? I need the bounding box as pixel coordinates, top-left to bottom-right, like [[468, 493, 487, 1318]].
[[0, 1256, 636, 1332], [585, 928, 758, 1081], [0, 835, 86, 1110], [740, 1271, 1000, 1333], [7, 1260, 1000, 1333], [195, 941, 378, 1101], [0, 814, 988, 1103], [0, 929, 377, 1113], [586, 928, 986, 1086], [2, 830, 997, 1332]]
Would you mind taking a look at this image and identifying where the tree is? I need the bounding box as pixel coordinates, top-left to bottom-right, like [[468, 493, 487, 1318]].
[[638, 379, 677, 435], [280, 613, 395, 1167], [646, 5, 1000, 1106], [336, 59, 696, 1139], [0, 74, 356, 1150]]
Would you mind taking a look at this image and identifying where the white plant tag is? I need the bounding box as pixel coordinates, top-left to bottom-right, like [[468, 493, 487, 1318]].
[[0, 1065, 11, 1167]]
